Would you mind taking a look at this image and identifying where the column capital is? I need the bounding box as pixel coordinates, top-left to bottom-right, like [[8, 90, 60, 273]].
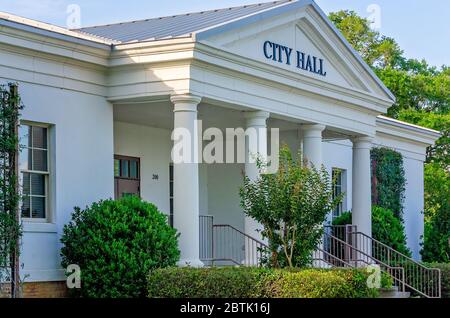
[[351, 136, 374, 149], [170, 94, 202, 112], [244, 111, 270, 127], [301, 124, 326, 138]]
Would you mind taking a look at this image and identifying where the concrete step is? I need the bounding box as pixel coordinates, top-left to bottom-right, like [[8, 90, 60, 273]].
[[379, 288, 411, 298]]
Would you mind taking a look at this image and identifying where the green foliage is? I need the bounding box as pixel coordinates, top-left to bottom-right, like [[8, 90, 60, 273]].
[[425, 263, 450, 298], [376, 64, 450, 117], [148, 267, 269, 298], [329, 11, 449, 117], [333, 207, 411, 257], [60, 196, 180, 298], [239, 145, 342, 268], [371, 148, 406, 220], [265, 269, 380, 298], [371, 206, 411, 257], [421, 163, 450, 263], [332, 211, 352, 228], [328, 10, 403, 68], [398, 109, 450, 170], [0, 84, 22, 293], [148, 267, 381, 298]]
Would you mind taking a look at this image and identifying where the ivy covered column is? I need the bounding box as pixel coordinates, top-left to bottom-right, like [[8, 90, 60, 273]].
[[352, 136, 374, 238]]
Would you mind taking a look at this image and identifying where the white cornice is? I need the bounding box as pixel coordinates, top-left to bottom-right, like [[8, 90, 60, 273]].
[[376, 116, 441, 147], [192, 41, 393, 112], [0, 22, 110, 66]]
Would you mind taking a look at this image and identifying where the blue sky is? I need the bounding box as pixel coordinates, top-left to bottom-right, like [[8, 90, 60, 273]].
[[1, 0, 449, 67]]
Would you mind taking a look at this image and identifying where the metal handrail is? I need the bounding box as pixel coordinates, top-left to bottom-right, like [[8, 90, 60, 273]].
[[325, 225, 441, 298], [199, 215, 269, 267], [213, 224, 268, 247], [352, 230, 441, 298], [212, 224, 269, 267], [320, 230, 406, 292]]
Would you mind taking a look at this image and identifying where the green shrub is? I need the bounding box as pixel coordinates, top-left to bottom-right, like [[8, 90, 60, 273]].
[[371, 147, 406, 220], [421, 163, 450, 263], [333, 206, 411, 256], [265, 269, 379, 298], [148, 267, 269, 298], [61, 196, 180, 298], [148, 267, 380, 298], [426, 263, 450, 298]]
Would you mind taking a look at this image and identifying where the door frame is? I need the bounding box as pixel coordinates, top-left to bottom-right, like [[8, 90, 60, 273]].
[[114, 155, 141, 199]]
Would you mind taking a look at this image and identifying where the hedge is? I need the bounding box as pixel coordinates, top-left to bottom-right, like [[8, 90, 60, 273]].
[[148, 267, 384, 298]]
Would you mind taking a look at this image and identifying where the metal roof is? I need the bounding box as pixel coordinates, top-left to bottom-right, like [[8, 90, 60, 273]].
[[75, 0, 293, 43]]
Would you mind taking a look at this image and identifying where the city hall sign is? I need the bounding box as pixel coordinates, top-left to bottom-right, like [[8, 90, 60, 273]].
[[263, 40, 327, 77]]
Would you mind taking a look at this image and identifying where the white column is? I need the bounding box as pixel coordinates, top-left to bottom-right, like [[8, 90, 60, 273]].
[[301, 124, 326, 168], [171, 94, 203, 267], [243, 111, 270, 262], [352, 136, 373, 238], [301, 124, 326, 267]]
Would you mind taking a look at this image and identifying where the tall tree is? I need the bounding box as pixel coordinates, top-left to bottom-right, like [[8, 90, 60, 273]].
[[329, 10, 449, 262], [329, 11, 450, 117], [328, 10, 403, 68]]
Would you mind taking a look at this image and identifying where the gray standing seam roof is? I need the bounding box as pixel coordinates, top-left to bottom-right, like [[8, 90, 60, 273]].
[[75, 0, 293, 43]]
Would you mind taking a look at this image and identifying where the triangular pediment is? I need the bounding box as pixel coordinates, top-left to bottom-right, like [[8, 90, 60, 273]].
[[195, 1, 394, 102]]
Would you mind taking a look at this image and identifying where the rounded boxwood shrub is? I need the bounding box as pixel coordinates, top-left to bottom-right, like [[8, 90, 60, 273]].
[[61, 196, 179, 298]]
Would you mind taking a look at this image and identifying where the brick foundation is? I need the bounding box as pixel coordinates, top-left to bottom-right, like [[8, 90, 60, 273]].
[[1, 281, 69, 298]]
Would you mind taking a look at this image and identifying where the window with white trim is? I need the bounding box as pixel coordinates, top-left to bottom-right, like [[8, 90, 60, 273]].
[[19, 124, 49, 221]]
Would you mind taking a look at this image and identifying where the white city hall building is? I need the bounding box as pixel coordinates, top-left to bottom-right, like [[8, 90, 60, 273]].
[[0, 0, 440, 295]]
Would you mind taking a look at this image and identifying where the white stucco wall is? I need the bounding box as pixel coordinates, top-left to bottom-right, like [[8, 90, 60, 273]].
[[402, 157, 425, 260], [12, 82, 114, 282], [114, 121, 172, 215], [323, 140, 353, 220]]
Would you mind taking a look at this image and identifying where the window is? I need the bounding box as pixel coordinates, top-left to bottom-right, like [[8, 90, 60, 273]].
[[332, 168, 344, 220], [19, 124, 49, 221], [169, 164, 174, 227], [114, 157, 139, 180]]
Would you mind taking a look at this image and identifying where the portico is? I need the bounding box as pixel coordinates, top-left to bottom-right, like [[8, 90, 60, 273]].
[[0, 0, 440, 290]]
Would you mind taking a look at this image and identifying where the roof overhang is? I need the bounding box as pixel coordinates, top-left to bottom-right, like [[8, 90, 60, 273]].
[[376, 115, 441, 147]]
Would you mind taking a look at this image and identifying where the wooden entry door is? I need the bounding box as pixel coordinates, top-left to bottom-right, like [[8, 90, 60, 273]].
[[114, 155, 140, 199]]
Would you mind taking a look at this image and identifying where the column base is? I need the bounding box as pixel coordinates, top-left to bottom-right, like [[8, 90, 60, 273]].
[[177, 259, 204, 268]]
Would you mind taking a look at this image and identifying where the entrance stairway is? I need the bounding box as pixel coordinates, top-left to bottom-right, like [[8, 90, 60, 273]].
[[199, 216, 442, 298]]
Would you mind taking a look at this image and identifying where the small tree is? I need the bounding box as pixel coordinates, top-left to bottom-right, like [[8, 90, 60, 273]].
[[239, 145, 342, 268]]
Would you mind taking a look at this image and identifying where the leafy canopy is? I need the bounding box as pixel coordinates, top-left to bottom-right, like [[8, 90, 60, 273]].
[[329, 10, 449, 117]]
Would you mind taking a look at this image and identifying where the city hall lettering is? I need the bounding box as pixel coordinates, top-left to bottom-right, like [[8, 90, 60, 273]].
[[263, 40, 327, 77]]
